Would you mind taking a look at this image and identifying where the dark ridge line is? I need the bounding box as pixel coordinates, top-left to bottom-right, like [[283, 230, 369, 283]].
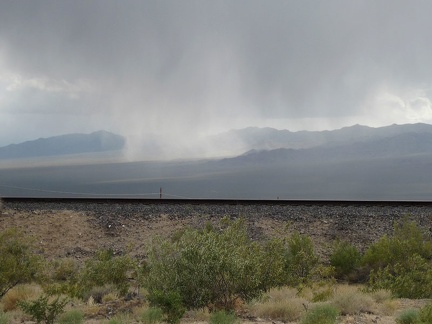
[[2, 197, 432, 207]]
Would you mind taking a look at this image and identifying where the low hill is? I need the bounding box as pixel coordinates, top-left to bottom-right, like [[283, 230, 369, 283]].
[[0, 130, 125, 159]]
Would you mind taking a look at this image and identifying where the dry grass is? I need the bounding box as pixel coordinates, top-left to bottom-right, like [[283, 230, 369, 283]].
[[1, 284, 43, 311], [330, 285, 376, 315], [249, 287, 307, 322]]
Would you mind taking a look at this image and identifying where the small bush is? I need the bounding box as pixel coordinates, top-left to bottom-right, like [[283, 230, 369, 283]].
[[331, 285, 374, 315], [146, 218, 287, 313], [284, 232, 319, 286], [396, 309, 420, 324], [209, 310, 238, 324], [1, 284, 42, 311], [330, 240, 361, 281], [141, 307, 163, 324], [147, 290, 185, 324], [362, 218, 432, 273], [0, 310, 9, 324], [419, 303, 432, 323], [251, 298, 305, 322], [0, 229, 42, 298], [51, 258, 79, 282], [368, 254, 432, 298], [18, 294, 68, 324], [300, 304, 339, 324], [58, 309, 84, 324], [83, 285, 117, 304], [77, 250, 136, 298]]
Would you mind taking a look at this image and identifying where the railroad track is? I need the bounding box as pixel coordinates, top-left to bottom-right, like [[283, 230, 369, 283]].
[[3, 197, 432, 207]]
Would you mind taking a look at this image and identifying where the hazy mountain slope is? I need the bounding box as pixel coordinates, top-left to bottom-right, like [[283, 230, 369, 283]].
[[221, 131, 432, 166], [212, 123, 432, 153], [0, 131, 125, 159]]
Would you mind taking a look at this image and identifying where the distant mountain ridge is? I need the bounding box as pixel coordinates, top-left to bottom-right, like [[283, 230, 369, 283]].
[[0, 130, 125, 159], [215, 123, 432, 153]]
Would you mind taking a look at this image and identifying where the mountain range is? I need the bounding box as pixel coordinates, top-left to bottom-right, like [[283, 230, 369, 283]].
[[1, 123, 432, 199], [0, 130, 125, 159]]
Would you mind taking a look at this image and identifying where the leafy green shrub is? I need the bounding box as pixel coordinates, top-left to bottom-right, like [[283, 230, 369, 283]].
[[300, 304, 339, 324], [330, 240, 361, 281], [147, 290, 185, 324], [362, 219, 432, 272], [209, 310, 238, 324], [146, 218, 286, 313], [141, 307, 163, 324], [284, 232, 319, 286], [0, 229, 42, 298], [368, 254, 432, 298], [18, 294, 68, 324], [76, 249, 136, 298], [58, 309, 84, 324], [396, 309, 420, 324], [419, 303, 432, 323]]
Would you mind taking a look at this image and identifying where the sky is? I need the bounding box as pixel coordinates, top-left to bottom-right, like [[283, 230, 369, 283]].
[[1, 1, 432, 156]]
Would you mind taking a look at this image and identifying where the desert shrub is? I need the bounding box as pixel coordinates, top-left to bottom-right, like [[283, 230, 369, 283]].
[[331, 285, 374, 315], [396, 309, 420, 324], [368, 254, 432, 298], [284, 232, 319, 286], [0, 229, 42, 298], [147, 290, 185, 324], [362, 218, 432, 272], [300, 303, 339, 324], [77, 249, 136, 298], [209, 310, 238, 324], [251, 298, 305, 322], [82, 284, 117, 304], [330, 240, 361, 281], [1, 284, 43, 311], [419, 303, 432, 323], [0, 310, 9, 324], [58, 309, 84, 324], [18, 294, 68, 324], [141, 307, 163, 324], [146, 218, 287, 314], [51, 258, 79, 282]]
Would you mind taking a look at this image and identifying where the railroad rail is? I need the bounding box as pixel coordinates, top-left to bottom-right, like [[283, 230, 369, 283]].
[[2, 197, 432, 207]]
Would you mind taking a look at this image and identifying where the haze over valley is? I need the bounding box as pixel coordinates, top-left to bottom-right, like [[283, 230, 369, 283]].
[[1, 123, 432, 200]]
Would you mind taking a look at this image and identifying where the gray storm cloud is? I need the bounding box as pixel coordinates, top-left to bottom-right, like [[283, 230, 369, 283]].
[[1, 0, 432, 156]]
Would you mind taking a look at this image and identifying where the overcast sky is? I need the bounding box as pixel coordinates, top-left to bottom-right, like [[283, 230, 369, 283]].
[[1, 1, 432, 151]]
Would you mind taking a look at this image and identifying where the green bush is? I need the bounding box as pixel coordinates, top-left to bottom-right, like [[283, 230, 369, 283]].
[[147, 290, 185, 324], [146, 218, 287, 313], [330, 240, 361, 281], [396, 309, 420, 324], [141, 307, 164, 324], [362, 219, 432, 272], [368, 254, 432, 298], [18, 294, 68, 324], [76, 249, 136, 298], [284, 232, 319, 286], [300, 304, 339, 324], [0, 229, 42, 298], [209, 310, 238, 324], [419, 303, 432, 323], [0, 310, 9, 324], [58, 309, 84, 324]]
